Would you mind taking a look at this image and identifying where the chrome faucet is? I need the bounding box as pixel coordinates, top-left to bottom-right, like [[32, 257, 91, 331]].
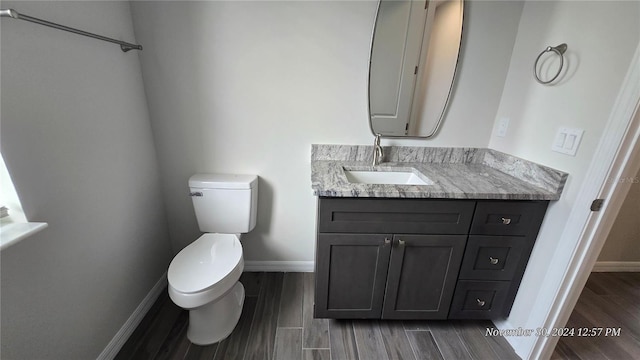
[[372, 134, 384, 166]]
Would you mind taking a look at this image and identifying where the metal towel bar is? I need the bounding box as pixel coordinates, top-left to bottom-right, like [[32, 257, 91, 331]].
[[0, 8, 142, 52], [534, 43, 567, 85]]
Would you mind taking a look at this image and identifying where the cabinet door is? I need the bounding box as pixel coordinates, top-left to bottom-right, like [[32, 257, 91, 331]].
[[382, 234, 466, 319], [314, 233, 392, 318]]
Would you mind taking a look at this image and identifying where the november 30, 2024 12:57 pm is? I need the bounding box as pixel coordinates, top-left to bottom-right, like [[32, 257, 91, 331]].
[[485, 327, 622, 337]]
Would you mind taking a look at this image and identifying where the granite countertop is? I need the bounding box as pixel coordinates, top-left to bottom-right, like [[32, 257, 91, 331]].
[[311, 145, 568, 200]]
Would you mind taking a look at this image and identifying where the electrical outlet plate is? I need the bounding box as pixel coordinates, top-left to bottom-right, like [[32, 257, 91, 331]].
[[496, 117, 510, 137], [552, 127, 584, 156]]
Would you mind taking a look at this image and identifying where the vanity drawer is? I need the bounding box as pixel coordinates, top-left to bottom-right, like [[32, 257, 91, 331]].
[[470, 201, 548, 236], [458, 236, 533, 281], [448, 280, 510, 319], [318, 198, 475, 234]]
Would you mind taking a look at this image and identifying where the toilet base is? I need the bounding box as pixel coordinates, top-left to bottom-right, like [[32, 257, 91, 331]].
[[187, 281, 245, 345]]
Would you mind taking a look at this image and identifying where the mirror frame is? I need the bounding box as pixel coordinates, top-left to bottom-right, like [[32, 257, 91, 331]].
[[367, 0, 465, 139]]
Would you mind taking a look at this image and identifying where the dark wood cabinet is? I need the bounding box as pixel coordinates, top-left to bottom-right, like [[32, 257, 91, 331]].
[[314, 197, 549, 320]]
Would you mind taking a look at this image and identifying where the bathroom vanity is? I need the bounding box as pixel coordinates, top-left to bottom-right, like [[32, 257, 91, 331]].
[[315, 197, 547, 320], [311, 145, 567, 320]]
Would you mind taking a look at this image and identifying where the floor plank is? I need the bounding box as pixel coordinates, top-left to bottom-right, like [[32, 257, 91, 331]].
[[610, 272, 640, 297], [352, 320, 390, 360], [328, 319, 359, 360], [406, 330, 444, 360], [452, 321, 500, 360], [278, 272, 304, 328], [378, 321, 417, 360], [155, 310, 189, 360], [244, 273, 283, 360], [184, 343, 218, 360], [551, 338, 580, 360], [273, 328, 302, 360], [240, 272, 264, 297], [302, 349, 331, 360], [166, 327, 191, 360], [429, 321, 472, 360], [302, 272, 329, 349]]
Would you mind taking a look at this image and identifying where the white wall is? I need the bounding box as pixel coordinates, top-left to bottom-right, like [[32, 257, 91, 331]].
[[0, 1, 172, 358], [488, 1, 640, 356], [130, 0, 523, 260]]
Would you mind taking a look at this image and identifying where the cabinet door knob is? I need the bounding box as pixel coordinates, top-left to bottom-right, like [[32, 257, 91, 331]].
[[489, 257, 499, 265], [501, 217, 512, 225], [384, 237, 391, 245], [477, 298, 486, 307], [397, 239, 406, 247]]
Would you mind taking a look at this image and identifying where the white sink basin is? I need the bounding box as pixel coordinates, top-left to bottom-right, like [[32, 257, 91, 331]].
[[344, 170, 433, 185]]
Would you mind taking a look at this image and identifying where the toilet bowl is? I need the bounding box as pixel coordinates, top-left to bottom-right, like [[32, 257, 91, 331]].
[[168, 233, 245, 345]]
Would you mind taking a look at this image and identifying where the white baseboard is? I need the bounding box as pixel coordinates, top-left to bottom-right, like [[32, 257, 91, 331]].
[[592, 261, 640, 272], [244, 261, 314, 272], [97, 272, 168, 360]]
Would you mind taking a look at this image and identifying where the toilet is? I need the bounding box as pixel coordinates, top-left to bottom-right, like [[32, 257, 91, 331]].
[[167, 173, 258, 345]]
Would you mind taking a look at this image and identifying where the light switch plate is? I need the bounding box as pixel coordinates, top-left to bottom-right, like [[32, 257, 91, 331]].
[[552, 127, 584, 156]]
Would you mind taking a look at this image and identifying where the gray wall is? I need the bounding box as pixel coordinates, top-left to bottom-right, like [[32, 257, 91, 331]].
[[0, 1, 172, 359], [130, 0, 523, 259]]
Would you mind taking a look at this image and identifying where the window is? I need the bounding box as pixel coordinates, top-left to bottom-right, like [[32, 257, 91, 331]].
[[1, 153, 27, 223], [0, 152, 47, 250]]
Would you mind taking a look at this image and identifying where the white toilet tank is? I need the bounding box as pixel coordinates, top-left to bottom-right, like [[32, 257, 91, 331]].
[[189, 173, 258, 233]]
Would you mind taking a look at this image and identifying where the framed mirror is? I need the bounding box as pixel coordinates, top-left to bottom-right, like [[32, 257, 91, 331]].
[[368, 0, 464, 138]]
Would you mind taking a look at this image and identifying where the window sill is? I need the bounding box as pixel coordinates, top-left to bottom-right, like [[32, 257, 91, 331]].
[[0, 221, 48, 251]]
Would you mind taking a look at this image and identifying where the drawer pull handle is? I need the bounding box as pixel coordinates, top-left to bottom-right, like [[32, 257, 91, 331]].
[[489, 257, 499, 265], [501, 217, 512, 225], [477, 299, 486, 307], [189, 191, 203, 197], [384, 238, 391, 245]]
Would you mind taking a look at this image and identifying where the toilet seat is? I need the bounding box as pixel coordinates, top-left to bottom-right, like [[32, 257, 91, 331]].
[[168, 233, 243, 296]]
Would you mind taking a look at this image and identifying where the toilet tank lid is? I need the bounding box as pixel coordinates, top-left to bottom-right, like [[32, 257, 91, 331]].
[[189, 173, 258, 189]]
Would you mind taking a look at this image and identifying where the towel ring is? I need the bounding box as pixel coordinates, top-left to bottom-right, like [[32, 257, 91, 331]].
[[534, 43, 567, 84]]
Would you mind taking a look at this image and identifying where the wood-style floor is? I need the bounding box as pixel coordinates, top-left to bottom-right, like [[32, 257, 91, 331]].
[[116, 272, 519, 360], [552, 272, 640, 360]]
